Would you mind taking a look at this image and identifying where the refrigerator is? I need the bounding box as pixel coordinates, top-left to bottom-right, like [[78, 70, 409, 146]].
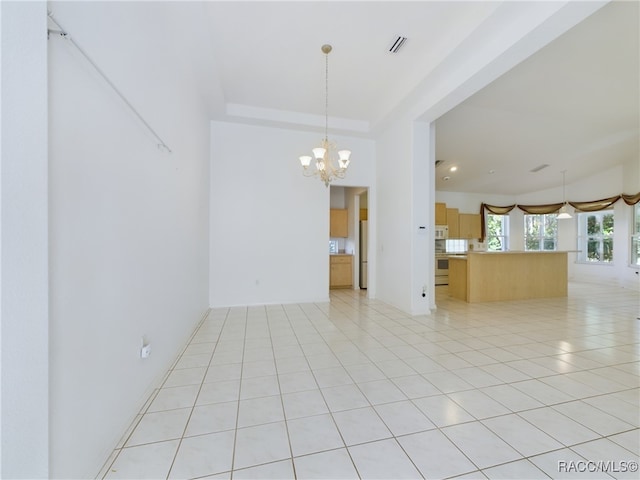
[[359, 221, 368, 289]]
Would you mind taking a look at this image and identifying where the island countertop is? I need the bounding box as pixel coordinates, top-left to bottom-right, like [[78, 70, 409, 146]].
[[449, 250, 575, 255]]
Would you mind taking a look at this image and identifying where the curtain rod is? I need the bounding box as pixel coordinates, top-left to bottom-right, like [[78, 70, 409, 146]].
[[47, 11, 172, 153]]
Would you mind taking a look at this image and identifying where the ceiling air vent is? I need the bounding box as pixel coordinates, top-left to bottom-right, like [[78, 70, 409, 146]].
[[389, 36, 407, 53], [530, 163, 550, 173]]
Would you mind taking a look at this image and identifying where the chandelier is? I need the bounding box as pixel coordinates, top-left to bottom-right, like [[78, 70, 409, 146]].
[[299, 44, 351, 187]]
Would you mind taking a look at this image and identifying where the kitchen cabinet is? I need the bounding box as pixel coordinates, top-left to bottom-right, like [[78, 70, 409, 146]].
[[459, 213, 481, 239], [435, 202, 447, 225], [330, 209, 348, 237], [446, 208, 459, 238], [330, 255, 353, 288]]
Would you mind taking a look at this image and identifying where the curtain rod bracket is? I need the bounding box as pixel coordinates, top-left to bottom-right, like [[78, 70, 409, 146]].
[[47, 29, 67, 39]]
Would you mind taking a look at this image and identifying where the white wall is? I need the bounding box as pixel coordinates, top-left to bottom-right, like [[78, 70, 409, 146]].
[[1, 2, 49, 478], [436, 191, 516, 214], [47, 3, 211, 477], [410, 122, 434, 314], [209, 121, 375, 307], [375, 118, 414, 313], [623, 155, 640, 193]]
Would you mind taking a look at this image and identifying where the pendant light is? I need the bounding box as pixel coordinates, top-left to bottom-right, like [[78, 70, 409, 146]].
[[557, 170, 572, 219]]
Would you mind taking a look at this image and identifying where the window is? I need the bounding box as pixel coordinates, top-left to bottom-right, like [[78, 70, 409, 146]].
[[577, 211, 614, 263], [632, 203, 640, 266], [486, 214, 508, 251], [446, 239, 468, 253], [524, 214, 558, 251]]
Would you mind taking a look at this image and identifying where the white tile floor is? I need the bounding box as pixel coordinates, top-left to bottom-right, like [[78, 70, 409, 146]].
[[100, 282, 639, 479]]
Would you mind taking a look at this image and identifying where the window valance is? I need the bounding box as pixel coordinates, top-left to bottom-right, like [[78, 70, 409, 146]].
[[477, 192, 639, 241], [622, 192, 640, 205], [481, 204, 516, 215], [568, 195, 621, 212], [517, 203, 565, 215], [480, 203, 516, 241]]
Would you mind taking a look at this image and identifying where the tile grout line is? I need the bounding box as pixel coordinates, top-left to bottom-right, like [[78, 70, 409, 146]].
[[165, 307, 230, 479], [281, 302, 364, 479], [101, 308, 214, 480]]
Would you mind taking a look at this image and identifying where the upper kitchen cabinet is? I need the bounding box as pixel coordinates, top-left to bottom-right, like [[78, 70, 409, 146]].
[[435, 202, 447, 225], [330, 208, 348, 237], [447, 208, 459, 238], [459, 213, 481, 239]]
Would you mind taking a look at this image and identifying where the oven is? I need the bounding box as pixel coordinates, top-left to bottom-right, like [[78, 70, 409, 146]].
[[435, 254, 449, 285]]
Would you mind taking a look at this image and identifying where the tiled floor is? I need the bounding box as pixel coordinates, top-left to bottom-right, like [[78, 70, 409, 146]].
[[100, 283, 639, 479]]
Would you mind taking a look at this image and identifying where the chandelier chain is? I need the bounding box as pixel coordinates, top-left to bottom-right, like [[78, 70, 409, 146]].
[[324, 51, 329, 141]]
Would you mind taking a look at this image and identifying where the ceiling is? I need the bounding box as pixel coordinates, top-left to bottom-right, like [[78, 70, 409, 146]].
[[200, 0, 638, 196], [50, 1, 639, 196], [434, 0, 639, 195], [202, 0, 501, 128]]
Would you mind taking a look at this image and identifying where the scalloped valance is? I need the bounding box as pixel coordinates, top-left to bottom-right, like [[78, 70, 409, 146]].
[[478, 192, 639, 241]]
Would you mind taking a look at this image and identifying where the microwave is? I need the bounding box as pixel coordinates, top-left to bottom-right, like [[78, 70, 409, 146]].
[[435, 225, 448, 239]]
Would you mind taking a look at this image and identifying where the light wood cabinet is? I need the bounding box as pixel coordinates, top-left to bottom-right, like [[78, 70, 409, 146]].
[[459, 213, 481, 239], [435, 203, 481, 239], [446, 208, 459, 238], [449, 252, 568, 302], [435, 202, 447, 225], [330, 209, 348, 237], [448, 256, 467, 300], [330, 255, 353, 288]]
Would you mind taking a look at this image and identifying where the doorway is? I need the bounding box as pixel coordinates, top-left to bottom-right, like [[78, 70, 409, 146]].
[[329, 186, 369, 291]]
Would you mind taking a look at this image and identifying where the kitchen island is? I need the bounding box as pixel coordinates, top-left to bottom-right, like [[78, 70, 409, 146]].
[[448, 251, 568, 303]]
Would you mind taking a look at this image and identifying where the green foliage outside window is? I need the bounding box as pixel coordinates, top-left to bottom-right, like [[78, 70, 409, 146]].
[[525, 214, 557, 251], [579, 212, 614, 263], [486, 214, 507, 251], [631, 204, 640, 265]]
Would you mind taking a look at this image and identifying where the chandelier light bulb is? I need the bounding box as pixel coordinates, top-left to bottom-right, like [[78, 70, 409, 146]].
[[312, 147, 326, 160], [299, 155, 312, 168], [338, 150, 351, 169]]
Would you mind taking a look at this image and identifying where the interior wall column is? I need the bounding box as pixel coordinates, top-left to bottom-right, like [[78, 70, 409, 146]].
[[410, 121, 432, 315], [0, 1, 50, 477]]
